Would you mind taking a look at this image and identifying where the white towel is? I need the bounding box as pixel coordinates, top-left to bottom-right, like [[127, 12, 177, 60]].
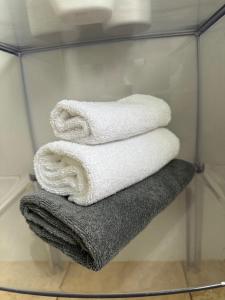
[[34, 128, 180, 206], [50, 94, 171, 145], [26, 0, 80, 38], [50, 0, 114, 25], [104, 0, 151, 34]]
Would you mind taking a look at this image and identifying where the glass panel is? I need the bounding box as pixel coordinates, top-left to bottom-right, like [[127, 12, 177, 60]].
[[0, 0, 224, 50]]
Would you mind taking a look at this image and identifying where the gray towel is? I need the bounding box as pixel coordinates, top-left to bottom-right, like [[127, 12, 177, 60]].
[[20, 159, 195, 271]]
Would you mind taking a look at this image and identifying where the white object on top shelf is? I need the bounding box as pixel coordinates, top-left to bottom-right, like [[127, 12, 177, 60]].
[[203, 164, 225, 208], [50, 0, 114, 26], [26, 0, 80, 39], [0, 175, 31, 216], [104, 0, 152, 35]]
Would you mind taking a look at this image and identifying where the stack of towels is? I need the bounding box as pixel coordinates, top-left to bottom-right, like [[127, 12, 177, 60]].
[[50, 0, 152, 29], [27, 0, 152, 38], [20, 94, 195, 271]]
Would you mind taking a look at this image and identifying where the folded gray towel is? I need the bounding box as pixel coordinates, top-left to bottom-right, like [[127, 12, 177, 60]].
[[20, 159, 195, 271]]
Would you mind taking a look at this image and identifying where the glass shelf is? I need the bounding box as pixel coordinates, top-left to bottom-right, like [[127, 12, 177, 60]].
[[0, 0, 224, 52]]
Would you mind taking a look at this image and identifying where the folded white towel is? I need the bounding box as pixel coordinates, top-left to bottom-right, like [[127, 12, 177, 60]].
[[50, 94, 171, 145], [50, 0, 114, 25], [34, 128, 180, 206]]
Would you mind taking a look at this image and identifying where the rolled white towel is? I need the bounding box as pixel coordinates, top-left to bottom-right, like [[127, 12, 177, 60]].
[[50, 0, 114, 25], [26, 0, 80, 38], [50, 94, 171, 144], [34, 128, 180, 206], [104, 0, 151, 35]]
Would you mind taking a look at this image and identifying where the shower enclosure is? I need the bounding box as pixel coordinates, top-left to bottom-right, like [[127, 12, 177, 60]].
[[0, 0, 225, 298]]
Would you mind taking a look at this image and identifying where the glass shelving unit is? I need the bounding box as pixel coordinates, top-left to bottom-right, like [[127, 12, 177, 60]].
[[0, 0, 225, 298]]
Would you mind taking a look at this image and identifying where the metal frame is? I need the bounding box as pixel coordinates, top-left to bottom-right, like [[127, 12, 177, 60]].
[[185, 175, 204, 271], [19, 55, 37, 151], [0, 42, 19, 56], [194, 36, 204, 172], [0, 30, 196, 56], [0, 282, 225, 298], [197, 4, 225, 36], [19, 30, 195, 55]]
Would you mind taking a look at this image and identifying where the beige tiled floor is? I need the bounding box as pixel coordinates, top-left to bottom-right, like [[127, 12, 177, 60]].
[[185, 260, 225, 286], [185, 260, 225, 300], [191, 288, 225, 300], [59, 261, 190, 300], [0, 261, 225, 300], [0, 261, 69, 300]]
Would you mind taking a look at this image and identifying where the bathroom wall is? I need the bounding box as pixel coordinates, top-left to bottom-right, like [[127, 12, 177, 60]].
[[150, 0, 225, 33], [200, 15, 225, 166], [0, 51, 33, 177], [199, 15, 225, 260], [20, 35, 198, 262]]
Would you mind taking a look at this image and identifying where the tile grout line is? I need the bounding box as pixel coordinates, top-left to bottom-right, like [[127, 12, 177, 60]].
[[56, 262, 71, 300], [180, 261, 192, 300]]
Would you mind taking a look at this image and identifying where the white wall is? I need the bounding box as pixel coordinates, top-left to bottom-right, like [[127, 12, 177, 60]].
[[199, 15, 225, 260], [200, 15, 225, 166], [0, 51, 33, 176], [150, 0, 225, 33], [18, 36, 197, 262]]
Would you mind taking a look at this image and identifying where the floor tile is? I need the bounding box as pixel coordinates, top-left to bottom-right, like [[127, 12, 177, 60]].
[[0, 261, 69, 300], [184, 260, 225, 300], [191, 288, 225, 300], [59, 261, 191, 300]]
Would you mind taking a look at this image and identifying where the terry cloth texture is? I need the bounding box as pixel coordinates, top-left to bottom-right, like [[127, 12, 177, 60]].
[[50, 94, 171, 144], [34, 128, 179, 206], [21, 159, 195, 271]]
